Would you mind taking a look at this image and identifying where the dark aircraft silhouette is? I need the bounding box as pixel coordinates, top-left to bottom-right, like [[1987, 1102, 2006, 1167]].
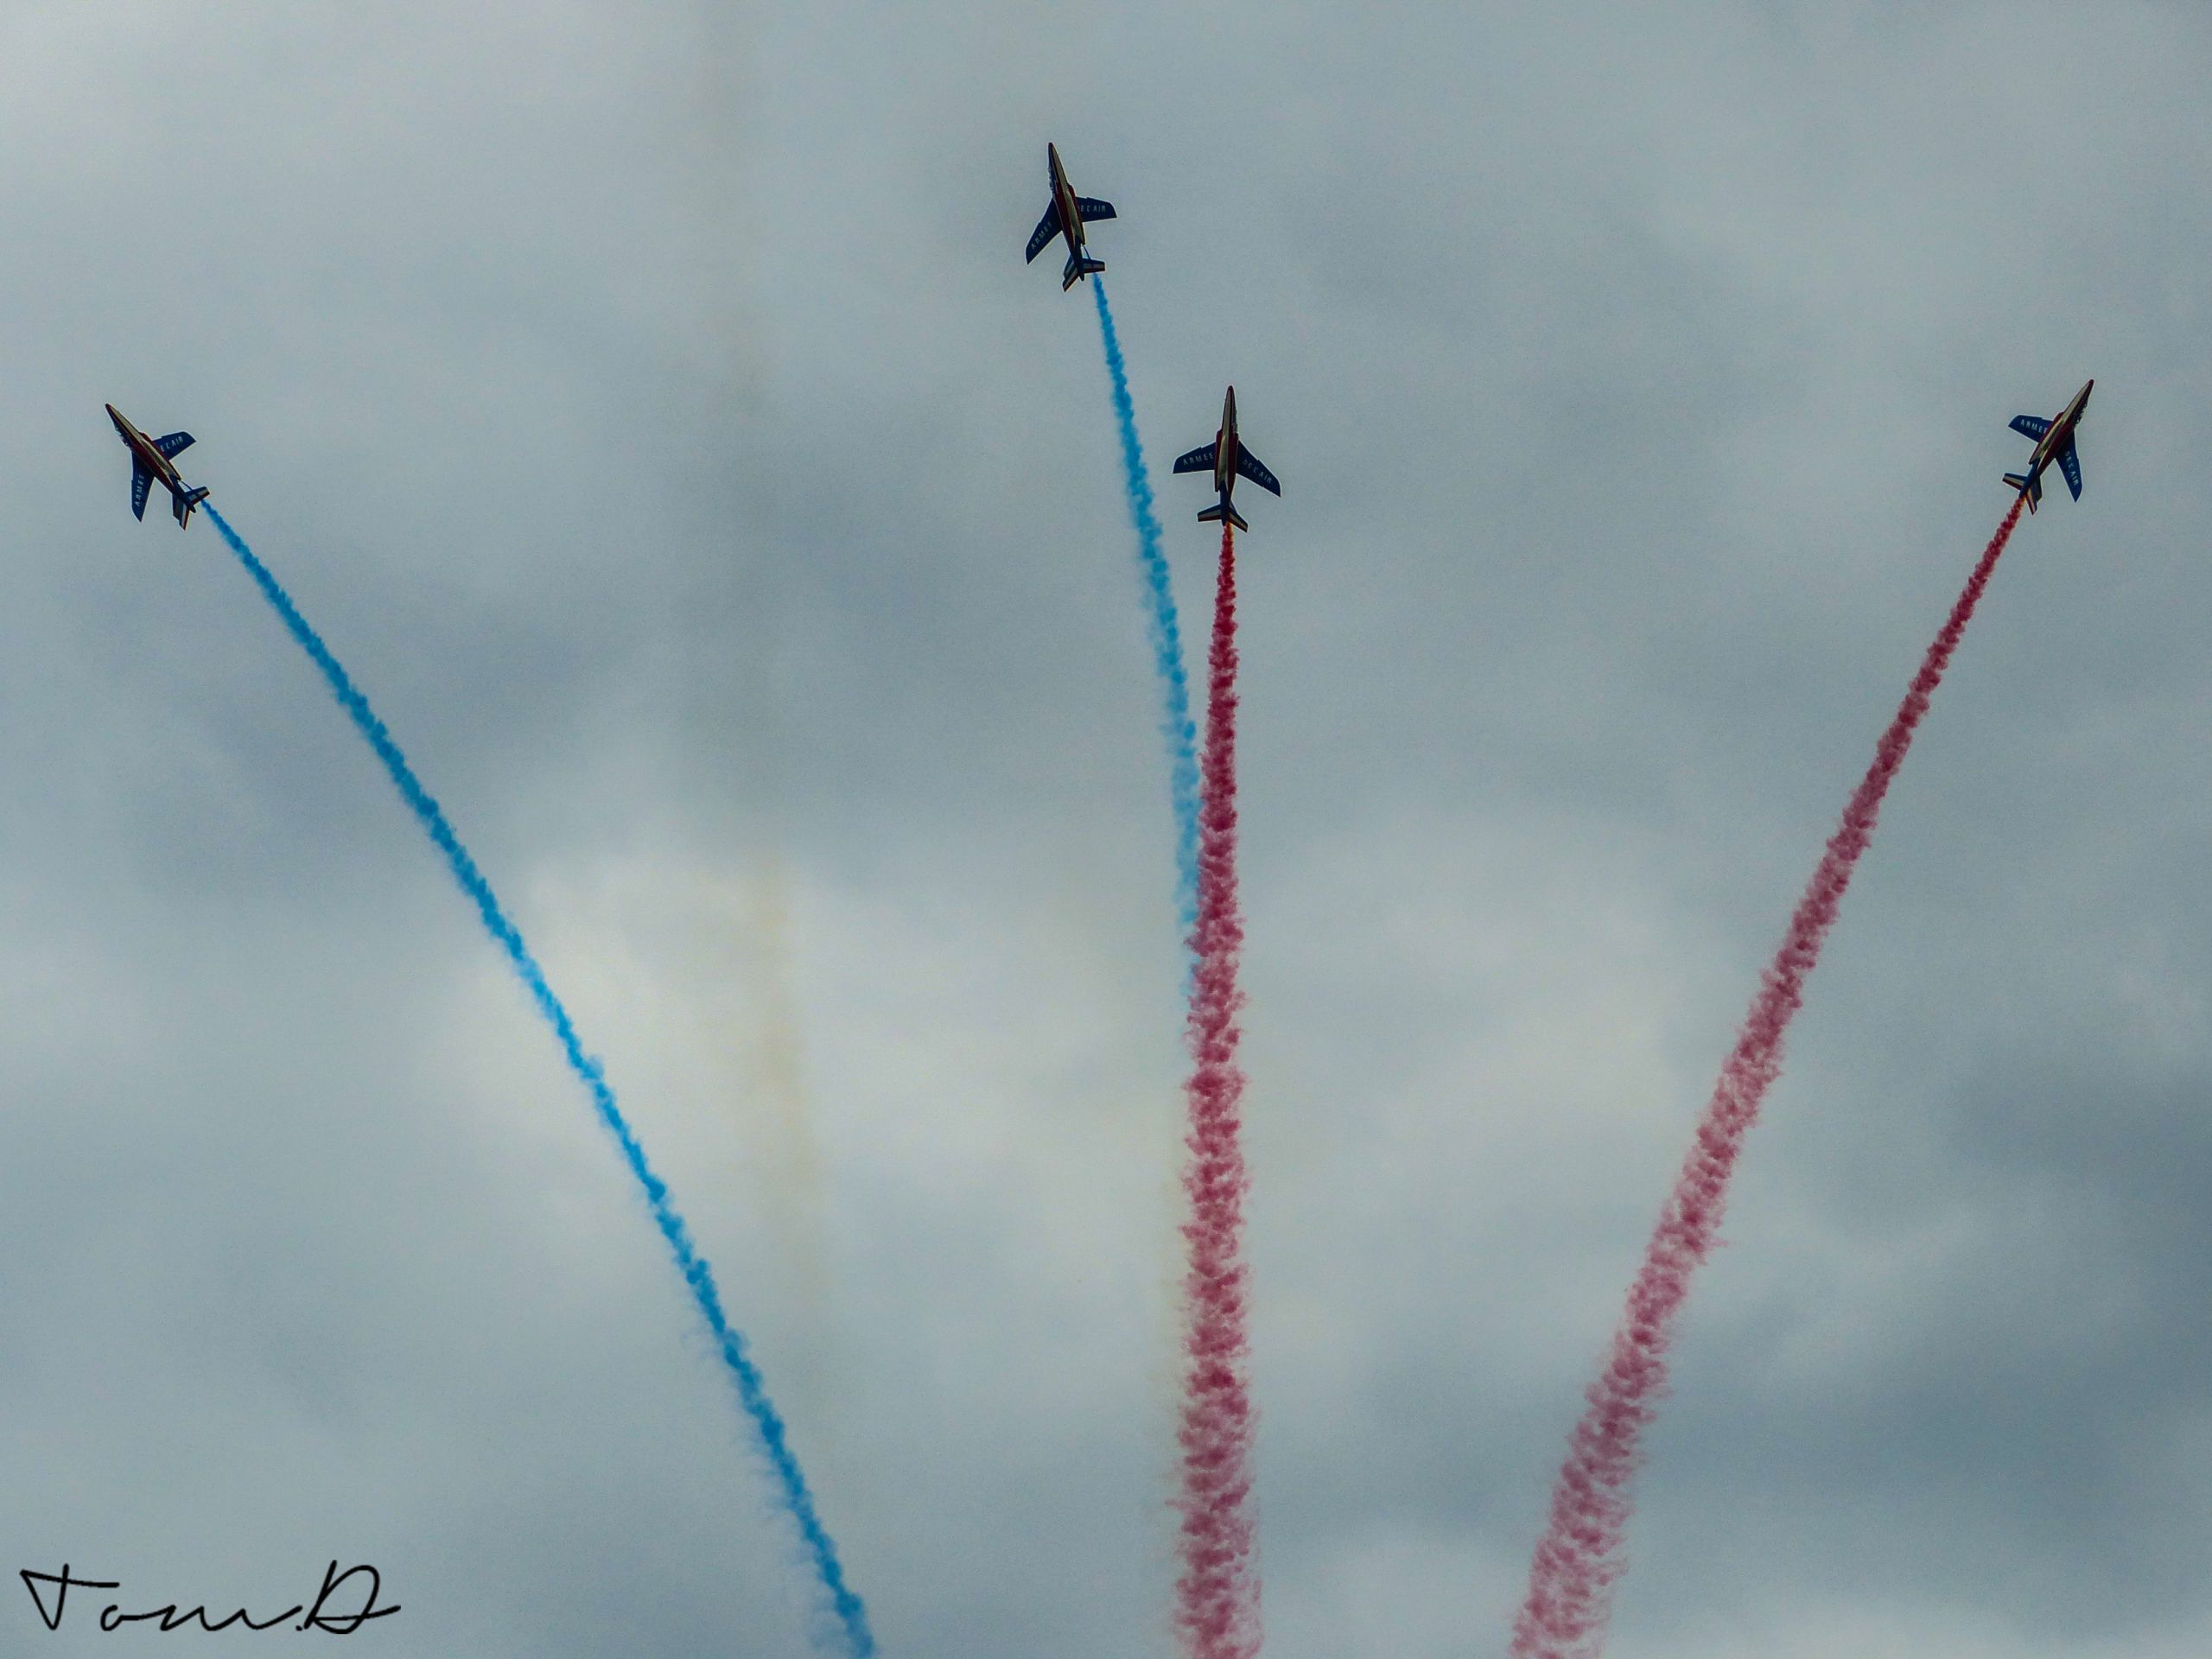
[[1173, 386, 1280, 532], [2005, 378, 2093, 514], [1024, 143, 1114, 290], [106, 404, 209, 528]]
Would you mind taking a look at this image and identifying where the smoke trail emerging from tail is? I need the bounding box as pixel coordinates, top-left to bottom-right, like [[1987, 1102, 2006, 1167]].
[[201, 507, 874, 1658], [1176, 524, 1262, 1659], [1093, 276, 1202, 935], [1510, 500, 2025, 1659]]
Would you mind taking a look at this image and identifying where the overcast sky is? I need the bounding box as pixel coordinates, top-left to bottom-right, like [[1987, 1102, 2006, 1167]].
[[4, 1, 2212, 1654]]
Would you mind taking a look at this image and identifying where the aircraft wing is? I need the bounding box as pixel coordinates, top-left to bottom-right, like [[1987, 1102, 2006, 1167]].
[[2056, 436, 2083, 500], [1024, 202, 1062, 263], [1173, 442, 1218, 474], [1236, 448, 1281, 496], [153, 431, 194, 460], [2010, 415, 2051, 441], [130, 461, 152, 521], [1074, 196, 1116, 223]]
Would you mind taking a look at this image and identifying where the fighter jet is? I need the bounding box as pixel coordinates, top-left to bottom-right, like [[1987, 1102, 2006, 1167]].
[[2003, 378, 2093, 514], [1173, 386, 1280, 532], [106, 404, 210, 528], [1024, 143, 1114, 291]]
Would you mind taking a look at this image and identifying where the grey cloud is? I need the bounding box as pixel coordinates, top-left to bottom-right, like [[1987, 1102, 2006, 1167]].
[[4, 2, 2212, 1656]]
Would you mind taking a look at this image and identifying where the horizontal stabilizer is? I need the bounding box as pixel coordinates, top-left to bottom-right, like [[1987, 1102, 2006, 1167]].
[[1236, 448, 1281, 497], [1197, 500, 1249, 532], [1173, 442, 1218, 475], [2056, 436, 2082, 500], [2004, 470, 2042, 512], [153, 430, 195, 459], [173, 484, 208, 526], [1059, 254, 1104, 290], [1025, 201, 1061, 264], [130, 461, 152, 521], [2010, 415, 2050, 441], [1074, 196, 1116, 224]]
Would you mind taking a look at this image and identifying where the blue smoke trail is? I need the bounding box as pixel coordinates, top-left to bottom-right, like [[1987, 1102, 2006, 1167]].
[[1092, 278, 1201, 937], [202, 505, 873, 1658]]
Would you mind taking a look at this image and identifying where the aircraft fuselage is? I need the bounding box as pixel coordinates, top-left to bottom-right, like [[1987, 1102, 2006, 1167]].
[[1212, 388, 1243, 506], [2025, 378, 2094, 486], [1026, 143, 1111, 289], [106, 404, 184, 498], [1173, 384, 1276, 531], [1048, 143, 1089, 265], [106, 403, 208, 526]]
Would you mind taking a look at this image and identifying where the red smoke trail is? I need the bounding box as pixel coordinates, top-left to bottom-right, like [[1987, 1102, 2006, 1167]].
[[1511, 499, 2027, 1659], [1176, 524, 1262, 1659]]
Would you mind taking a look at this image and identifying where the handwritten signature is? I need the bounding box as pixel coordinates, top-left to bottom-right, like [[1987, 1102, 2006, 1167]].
[[19, 1562, 398, 1635]]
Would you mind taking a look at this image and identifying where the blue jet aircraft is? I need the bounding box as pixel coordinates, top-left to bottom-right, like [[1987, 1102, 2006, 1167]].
[[106, 404, 209, 528], [1173, 386, 1280, 532], [1024, 143, 1114, 291], [2004, 378, 2093, 514]]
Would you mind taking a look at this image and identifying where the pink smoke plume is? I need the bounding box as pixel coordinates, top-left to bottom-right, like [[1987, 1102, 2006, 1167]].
[[1176, 524, 1262, 1659], [1511, 499, 2027, 1659]]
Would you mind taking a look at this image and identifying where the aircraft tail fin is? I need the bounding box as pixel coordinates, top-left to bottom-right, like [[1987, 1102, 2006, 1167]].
[[175, 485, 210, 527], [1061, 254, 1105, 290], [1197, 500, 1249, 532], [2004, 472, 2042, 513]]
